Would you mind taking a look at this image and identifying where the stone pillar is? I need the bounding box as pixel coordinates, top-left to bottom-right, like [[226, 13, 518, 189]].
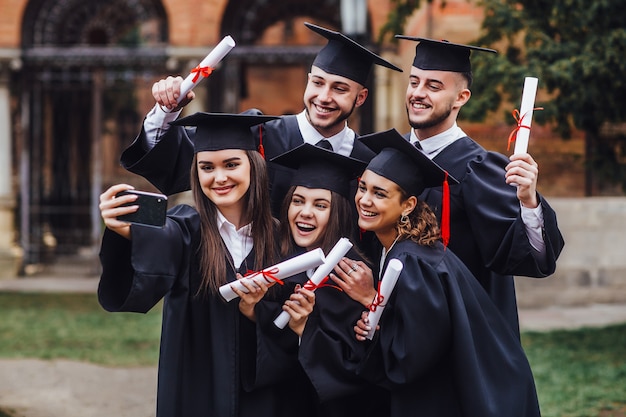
[[0, 57, 20, 278]]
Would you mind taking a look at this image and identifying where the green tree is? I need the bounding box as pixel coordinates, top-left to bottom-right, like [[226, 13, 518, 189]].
[[476, 0, 626, 195], [379, 0, 626, 195]]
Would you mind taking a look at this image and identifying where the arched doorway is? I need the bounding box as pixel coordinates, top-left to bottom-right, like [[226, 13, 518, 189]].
[[18, 0, 168, 271]]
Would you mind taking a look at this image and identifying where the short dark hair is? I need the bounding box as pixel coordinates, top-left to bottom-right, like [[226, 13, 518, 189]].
[[461, 71, 473, 89]]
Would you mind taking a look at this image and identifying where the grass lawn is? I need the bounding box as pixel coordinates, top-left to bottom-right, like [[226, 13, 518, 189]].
[[0, 292, 625, 416], [522, 326, 626, 417], [0, 292, 161, 367]]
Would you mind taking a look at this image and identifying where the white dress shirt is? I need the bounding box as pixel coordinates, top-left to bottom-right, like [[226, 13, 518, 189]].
[[296, 110, 355, 156], [216, 210, 253, 269]]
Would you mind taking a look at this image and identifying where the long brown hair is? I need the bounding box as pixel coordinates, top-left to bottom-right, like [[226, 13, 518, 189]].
[[191, 150, 277, 295], [396, 187, 441, 246], [279, 186, 361, 257]]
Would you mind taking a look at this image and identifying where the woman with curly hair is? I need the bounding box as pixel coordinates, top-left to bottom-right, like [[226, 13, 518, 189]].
[[352, 129, 542, 417]]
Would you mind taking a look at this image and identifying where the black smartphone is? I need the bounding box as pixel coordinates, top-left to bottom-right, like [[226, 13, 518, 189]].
[[115, 190, 168, 227]]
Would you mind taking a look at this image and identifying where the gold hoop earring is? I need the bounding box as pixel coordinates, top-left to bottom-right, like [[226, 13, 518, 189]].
[[400, 213, 409, 226]]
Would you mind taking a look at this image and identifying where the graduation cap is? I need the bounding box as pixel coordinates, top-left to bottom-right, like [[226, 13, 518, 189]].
[[270, 143, 367, 199], [395, 36, 497, 73], [169, 112, 279, 153], [306, 22, 402, 86], [359, 128, 458, 196], [359, 128, 458, 246]]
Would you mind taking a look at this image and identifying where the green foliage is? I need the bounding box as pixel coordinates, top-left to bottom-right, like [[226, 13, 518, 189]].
[[475, 0, 626, 133], [378, 0, 434, 43], [0, 293, 161, 367], [472, 0, 626, 193]]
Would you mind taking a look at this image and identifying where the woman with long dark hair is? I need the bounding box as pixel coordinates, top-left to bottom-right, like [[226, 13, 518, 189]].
[[245, 143, 389, 417], [97, 113, 310, 417]]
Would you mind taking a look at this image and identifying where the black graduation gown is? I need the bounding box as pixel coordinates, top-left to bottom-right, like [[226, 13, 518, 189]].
[[412, 135, 564, 333], [121, 110, 375, 215], [357, 239, 541, 417], [242, 248, 390, 417], [98, 205, 298, 417]]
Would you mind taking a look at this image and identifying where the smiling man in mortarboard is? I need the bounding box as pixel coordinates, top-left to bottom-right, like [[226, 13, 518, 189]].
[[394, 35, 564, 334], [122, 22, 402, 218]]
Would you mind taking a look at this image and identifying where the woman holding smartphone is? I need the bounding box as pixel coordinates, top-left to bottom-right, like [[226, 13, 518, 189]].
[[97, 113, 313, 417]]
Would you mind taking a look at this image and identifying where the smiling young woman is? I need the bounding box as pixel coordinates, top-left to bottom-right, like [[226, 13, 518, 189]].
[[350, 128, 542, 417], [239, 143, 392, 417], [96, 113, 312, 417]]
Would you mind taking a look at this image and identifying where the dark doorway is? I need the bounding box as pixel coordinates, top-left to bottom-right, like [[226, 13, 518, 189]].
[[18, 0, 168, 268]]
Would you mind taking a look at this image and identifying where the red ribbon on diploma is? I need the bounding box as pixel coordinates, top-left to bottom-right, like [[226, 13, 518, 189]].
[[191, 65, 214, 83], [303, 276, 342, 292], [244, 268, 284, 286], [507, 107, 544, 151], [368, 280, 385, 312]]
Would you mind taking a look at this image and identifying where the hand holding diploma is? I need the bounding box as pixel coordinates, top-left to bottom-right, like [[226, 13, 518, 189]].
[[273, 238, 353, 329], [219, 248, 325, 302], [505, 77, 543, 197], [509, 77, 539, 155], [162, 35, 236, 112], [365, 259, 403, 340], [179, 36, 235, 103], [507, 76, 545, 155]]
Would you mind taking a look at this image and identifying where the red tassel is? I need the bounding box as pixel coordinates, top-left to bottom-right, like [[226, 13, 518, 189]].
[[258, 125, 265, 159], [442, 171, 450, 249]]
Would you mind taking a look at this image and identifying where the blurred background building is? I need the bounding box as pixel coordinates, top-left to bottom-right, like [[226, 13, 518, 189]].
[[0, 0, 594, 283]]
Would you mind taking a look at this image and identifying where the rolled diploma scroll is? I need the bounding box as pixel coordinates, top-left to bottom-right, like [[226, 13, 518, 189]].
[[513, 77, 539, 155], [366, 258, 403, 340], [218, 248, 325, 302], [167, 35, 236, 111], [273, 237, 353, 329]]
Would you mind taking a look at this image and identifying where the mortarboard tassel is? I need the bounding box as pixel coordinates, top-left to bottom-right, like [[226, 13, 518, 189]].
[[257, 125, 265, 159], [442, 171, 450, 248]]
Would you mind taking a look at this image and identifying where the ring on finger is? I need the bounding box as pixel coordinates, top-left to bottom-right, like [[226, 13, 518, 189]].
[[351, 263, 358, 271], [346, 268, 353, 276]]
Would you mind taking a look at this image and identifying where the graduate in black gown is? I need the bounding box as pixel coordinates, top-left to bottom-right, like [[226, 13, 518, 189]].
[[352, 129, 542, 417], [394, 36, 564, 333], [97, 113, 306, 417], [120, 22, 401, 215], [245, 144, 390, 417]]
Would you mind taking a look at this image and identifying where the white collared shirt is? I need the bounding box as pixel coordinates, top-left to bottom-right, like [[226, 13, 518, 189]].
[[216, 210, 253, 269], [142, 106, 357, 157], [410, 124, 546, 254], [410, 123, 467, 159], [296, 110, 355, 156]]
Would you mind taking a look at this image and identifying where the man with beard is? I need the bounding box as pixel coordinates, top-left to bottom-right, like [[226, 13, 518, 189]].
[[121, 22, 401, 216], [395, 36, 564, 335]]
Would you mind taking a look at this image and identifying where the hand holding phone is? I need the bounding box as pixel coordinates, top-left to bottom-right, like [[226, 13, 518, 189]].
[[115, 190, 168, 227]]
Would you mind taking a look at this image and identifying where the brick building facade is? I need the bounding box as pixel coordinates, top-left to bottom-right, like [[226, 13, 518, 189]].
[[0, 0, 585, 275]]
